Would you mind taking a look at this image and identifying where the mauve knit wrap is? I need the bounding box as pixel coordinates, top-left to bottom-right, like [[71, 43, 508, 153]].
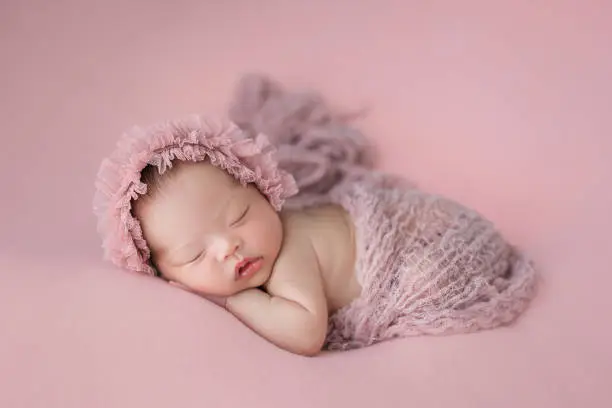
[[229, 74, 537, 350]]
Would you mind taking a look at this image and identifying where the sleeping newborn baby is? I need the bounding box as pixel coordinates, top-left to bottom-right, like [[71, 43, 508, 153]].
[[93, 75, 537, 355], [133, 156, 360, 356]]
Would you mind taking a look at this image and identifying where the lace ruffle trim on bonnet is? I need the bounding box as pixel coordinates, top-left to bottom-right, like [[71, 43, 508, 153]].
[[93, 115, 298, 276]]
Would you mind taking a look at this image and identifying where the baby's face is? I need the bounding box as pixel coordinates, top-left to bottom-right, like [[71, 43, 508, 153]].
[[135, 162, 284, 297]]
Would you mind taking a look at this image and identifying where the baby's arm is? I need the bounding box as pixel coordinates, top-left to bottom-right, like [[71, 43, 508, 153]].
[[225, 235, 328, 356]]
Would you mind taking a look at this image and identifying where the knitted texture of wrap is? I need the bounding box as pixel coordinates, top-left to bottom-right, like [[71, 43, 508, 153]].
[[229, 73, 383, 200], [228, 74, 537, 350]]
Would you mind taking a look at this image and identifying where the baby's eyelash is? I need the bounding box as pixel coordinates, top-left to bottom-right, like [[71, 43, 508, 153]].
[[188, 251, 205, 264], [231, 206, 250, 225]]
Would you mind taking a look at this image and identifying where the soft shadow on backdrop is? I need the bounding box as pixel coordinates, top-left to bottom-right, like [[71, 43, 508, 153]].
[[1, 1, 610, 408]]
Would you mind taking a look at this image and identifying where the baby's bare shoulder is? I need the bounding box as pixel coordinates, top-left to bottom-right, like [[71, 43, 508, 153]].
[[281, 205, 348, 244], [268, 217, 320, 288], [265, 212, 327, 314]]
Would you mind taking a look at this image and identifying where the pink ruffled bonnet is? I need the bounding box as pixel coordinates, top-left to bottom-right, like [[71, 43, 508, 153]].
[[93, 115, 298, 276]]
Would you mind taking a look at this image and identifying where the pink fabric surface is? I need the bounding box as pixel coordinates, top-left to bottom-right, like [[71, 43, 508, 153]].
[[1, 0, 610, 407]]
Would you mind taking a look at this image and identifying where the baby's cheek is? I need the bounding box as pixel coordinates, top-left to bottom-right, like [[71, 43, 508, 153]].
[[190, 269, 230, 295], [256, 219, 279, 240]]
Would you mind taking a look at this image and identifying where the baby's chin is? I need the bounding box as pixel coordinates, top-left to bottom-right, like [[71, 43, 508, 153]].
[[194, 272, 271, 298], [240, 265, 272, 291], [237, 263, 273, 292]]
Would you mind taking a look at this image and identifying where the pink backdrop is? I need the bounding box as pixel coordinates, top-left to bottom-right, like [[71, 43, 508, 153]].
[[1, 0, 611, 407]]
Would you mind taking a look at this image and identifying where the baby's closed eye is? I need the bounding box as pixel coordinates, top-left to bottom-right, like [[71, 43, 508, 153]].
[[187, 250, 206, 264], [230, 205, 250, 226]]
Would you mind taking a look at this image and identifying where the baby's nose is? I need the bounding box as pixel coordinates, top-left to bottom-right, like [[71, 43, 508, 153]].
[[214, 236, 241, 261]]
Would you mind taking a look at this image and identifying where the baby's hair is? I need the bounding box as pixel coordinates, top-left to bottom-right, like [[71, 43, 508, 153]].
[[139, 163, 177, 201], [132, 161, 187, 279]]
